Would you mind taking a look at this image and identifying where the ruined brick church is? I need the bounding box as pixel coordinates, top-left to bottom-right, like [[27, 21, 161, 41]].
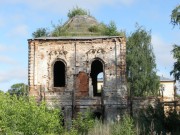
[[28, 15, 127, 123]]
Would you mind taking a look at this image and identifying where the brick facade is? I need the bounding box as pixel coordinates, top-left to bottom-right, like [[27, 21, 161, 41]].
[[28, 36, 127, 123]]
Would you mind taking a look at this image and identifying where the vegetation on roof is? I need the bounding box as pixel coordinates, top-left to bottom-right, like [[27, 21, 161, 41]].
[[32, 7, 124, 38], [50, 20, 123, 37], [67, 6, 90, 18], [32, 28, 49, 38]]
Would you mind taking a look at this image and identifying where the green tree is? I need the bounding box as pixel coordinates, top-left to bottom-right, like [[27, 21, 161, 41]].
[[0, 93, 63, 135], [170, 45, 180, 80], [170, 5, 180, 82], [103, 21, 121, 36], [171, 5, 180, 27], [7, 83, 28, 97], [126, 26, 159, 97], [67, 6, 89, 18], [32, 28, 49, 38]]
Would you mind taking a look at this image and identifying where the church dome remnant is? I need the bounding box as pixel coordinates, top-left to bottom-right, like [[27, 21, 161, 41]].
[[49, 14, 123, 37], [51, 15, 104, 36], [62, 15, 99, 35]]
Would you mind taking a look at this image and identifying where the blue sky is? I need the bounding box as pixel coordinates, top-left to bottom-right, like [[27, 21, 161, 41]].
[[0, 0, 180, 91]]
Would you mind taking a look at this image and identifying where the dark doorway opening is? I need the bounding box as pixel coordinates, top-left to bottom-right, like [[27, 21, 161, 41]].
[[90, 59, 103, 96], [93, 111, 102, 119], [53, 61, 65, 87]]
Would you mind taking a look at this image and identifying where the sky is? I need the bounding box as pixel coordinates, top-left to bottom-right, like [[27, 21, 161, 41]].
[[0, 0, 180, 91]]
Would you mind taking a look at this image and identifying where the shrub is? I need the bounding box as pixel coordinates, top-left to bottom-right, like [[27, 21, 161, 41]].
[[32, 28, 49, 38], [136, 103, 165, 134], [0, 93, 63, 135], [136, 102, 180, 134], [68, 7, 90, 18], [72, 110, 94, 135], [111, 114, 136, 135], [165, 109, 180, 133], [88, 25, 100, 33]]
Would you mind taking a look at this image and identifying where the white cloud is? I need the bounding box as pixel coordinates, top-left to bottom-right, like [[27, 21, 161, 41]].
[[0, 43, 21, 52], [0, 67, 27, 83], [3, 0, 136, 6], [152, 34, 174, 78], [152, 34, 174, 65], [119, 0, 135, 5], [1, 0, 136, 14], [28, 0, 135, 12], [0, 56, 18, 65], [7, 24, 28, 38], [0, 44, 7, 52]]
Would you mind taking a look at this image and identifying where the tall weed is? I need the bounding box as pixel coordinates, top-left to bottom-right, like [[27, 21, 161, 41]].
[[88, 120, 111, 135], [111, 114, 136, 135]]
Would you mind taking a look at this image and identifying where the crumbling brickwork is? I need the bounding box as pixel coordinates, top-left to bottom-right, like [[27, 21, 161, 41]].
[[28, 36, 127, 123]]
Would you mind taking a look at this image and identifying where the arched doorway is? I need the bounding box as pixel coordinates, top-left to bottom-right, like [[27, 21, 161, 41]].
[[53, 61, 66, 87], [90, 59, 104, 96]]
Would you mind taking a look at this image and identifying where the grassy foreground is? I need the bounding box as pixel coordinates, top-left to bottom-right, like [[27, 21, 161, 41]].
[[0, 92, 179, 135]]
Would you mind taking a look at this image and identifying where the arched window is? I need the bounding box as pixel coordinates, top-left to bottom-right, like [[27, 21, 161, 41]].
[[90, 59, 104, 96], [97, 72, 103, 94], [53, 61, 66, 87]]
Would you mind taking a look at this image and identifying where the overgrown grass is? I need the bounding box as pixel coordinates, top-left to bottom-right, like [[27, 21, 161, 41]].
[[0, 92, 179, 135], [88, 120, 111, 135], [135, 103, 180, 135], [70, 104, 180, 135]]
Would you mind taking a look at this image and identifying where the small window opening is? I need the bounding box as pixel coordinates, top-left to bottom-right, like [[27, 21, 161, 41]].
[[90, 60, 103, 96], [97, 72, 103, 94], [53, 61, 65, 87]]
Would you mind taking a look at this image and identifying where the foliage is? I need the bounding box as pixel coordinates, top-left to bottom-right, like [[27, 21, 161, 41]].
[[51, 21, 123, 37], [63, 128, 78, 135], [165, 109, 180, 133], [126, 26, 159, 97], [136, 102, 180, 135], [111, 114, 136, 135], [72, 110, 94, 135], [171, 5, 180, 27], [0, 93, 63, 135], [88, 115, 136, 135], [88, 108, 179, 135], [51, 20, 69, 37], [32, 27, 49, 38], [33, 7, 123, 37], [88, 120, 111, 135], [88, 22, 123, 36], [103, 21, 121, 36], [136, 103, 165, 134], [170, 5, 180, 93], [1, 91, 179, 135], [170, 44, 180, 81], [88, 25, 100, 33], [7, 83, 28, 97], [68, 6, 90, 18]]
